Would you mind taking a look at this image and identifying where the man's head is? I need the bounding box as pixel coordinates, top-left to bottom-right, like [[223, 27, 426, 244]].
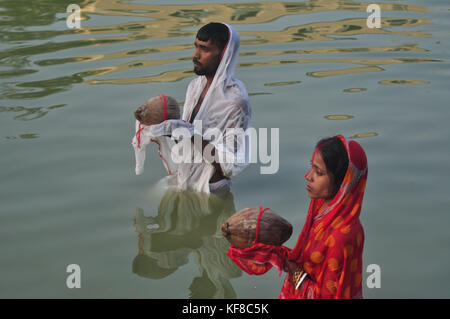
[[192, 22, 230, 77]]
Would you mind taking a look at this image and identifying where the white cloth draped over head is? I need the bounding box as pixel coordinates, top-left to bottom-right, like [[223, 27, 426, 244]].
[[132, 23, 251, 194]]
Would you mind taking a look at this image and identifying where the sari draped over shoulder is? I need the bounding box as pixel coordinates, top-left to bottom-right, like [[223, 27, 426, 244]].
[[227, 135, 368, 299]]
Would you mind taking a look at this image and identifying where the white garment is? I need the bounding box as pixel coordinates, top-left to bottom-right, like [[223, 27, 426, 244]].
[[132, 24, 251, 194]]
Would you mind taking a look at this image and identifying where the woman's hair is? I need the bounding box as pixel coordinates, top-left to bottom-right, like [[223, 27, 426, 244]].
[[316, 137, 349, 196], [196, 22, 230, 52]]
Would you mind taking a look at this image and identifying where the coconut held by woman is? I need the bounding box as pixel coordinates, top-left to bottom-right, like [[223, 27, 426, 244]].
[[221, 206, 293, 249], [221, 206, 294, 276]]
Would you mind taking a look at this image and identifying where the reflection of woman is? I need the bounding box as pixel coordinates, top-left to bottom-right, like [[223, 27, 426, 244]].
[[281, 135, 368, 299]]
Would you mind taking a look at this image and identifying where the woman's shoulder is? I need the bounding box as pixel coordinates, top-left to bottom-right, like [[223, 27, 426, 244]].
[[328, 221, 364, 250]]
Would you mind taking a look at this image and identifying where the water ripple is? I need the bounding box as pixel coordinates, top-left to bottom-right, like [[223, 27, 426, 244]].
[[0, 0, 438, 120]]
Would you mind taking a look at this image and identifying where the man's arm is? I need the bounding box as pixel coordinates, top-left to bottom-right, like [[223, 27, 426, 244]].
[[191, 135, 225, 183]]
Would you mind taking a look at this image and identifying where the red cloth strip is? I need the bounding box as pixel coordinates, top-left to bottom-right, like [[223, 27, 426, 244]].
[[137, 122, 143, 149], [254, 206, 270, 244], [159, 94, 167, 121]]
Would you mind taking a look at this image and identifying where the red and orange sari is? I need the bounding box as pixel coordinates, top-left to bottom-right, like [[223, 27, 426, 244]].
[[227, 135, 368, 299]]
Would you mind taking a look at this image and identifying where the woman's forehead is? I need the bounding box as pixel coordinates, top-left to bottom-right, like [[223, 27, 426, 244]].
[[312, 149, 327, 170]]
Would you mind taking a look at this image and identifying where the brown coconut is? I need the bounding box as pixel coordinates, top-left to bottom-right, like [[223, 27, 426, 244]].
[[221, 207, 293, 249], [134, 95, 180, 125]]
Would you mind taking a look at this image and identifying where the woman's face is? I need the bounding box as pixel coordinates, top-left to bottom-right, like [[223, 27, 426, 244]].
[[305, 149, 334, 201]]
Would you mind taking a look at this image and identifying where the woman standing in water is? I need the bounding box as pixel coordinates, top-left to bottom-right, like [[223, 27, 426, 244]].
[[226, 135, 367, 298], [281, 135, 368, 299]]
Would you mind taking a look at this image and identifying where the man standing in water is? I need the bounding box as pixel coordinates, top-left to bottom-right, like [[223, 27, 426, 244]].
[[135, 22, 251, 194], [184, 22, 252, 193]]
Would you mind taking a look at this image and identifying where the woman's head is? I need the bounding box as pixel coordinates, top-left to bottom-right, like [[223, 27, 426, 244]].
[[305, 136, 349, 201]]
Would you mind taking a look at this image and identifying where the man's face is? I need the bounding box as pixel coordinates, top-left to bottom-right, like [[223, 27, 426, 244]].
[[192, 38, 221, 76]]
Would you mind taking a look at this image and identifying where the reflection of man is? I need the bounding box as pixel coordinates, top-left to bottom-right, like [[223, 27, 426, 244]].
[[133, 190, 242, 298], [134, 22, 251, 194]]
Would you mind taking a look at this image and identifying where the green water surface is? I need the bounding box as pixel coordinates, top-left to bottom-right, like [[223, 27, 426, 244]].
[[1, 0, 449, 298]]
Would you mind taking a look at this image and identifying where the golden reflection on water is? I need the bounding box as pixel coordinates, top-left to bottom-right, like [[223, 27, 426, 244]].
[[324, 115, 354, 120], [343, 88, 367, 93], [0, 0, 437, 118], [307, 66, 384, 78], [61, 0, 432, 85], [84, 57, 437, 85], [76, 17, 433, 84], [264, 81, 301, 87], [4, 134, 40, 140], [80, 0, 428, 27], [350, 132, 379, 139], [378, 79, 431, 85]]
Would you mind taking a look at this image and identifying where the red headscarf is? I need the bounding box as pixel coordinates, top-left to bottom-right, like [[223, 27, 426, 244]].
[[227, 135, 368, 299]]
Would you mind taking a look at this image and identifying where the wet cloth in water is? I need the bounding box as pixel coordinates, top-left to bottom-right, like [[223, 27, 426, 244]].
[[226, 135, 368, 299], [132, 23, 251, 194]]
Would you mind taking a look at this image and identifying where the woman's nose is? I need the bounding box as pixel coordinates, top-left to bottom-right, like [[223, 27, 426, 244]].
[[305, 169, 312, 181]]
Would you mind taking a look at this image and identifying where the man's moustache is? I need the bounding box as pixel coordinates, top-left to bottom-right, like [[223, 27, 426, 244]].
[[193, 59, 201, 66]]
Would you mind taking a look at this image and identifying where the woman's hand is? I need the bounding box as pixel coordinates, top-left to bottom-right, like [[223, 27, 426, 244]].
[[283, 256, 300, 274]]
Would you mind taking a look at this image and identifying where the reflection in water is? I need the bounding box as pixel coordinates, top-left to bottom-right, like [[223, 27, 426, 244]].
[[350, 132, 378, 139], [378, 79, 430, 86], [324, 115, 354, 120], [0, 0, 435, 107], [343, 88, 367, 93], [307, 65, 385, 78], [4, 133, 39, 140], [133, 190, 241, 298], [264, 81, 301, 87], [85, 58, 437, 84], [248, 92, 272, 96], [0, 104, 65, 121]]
